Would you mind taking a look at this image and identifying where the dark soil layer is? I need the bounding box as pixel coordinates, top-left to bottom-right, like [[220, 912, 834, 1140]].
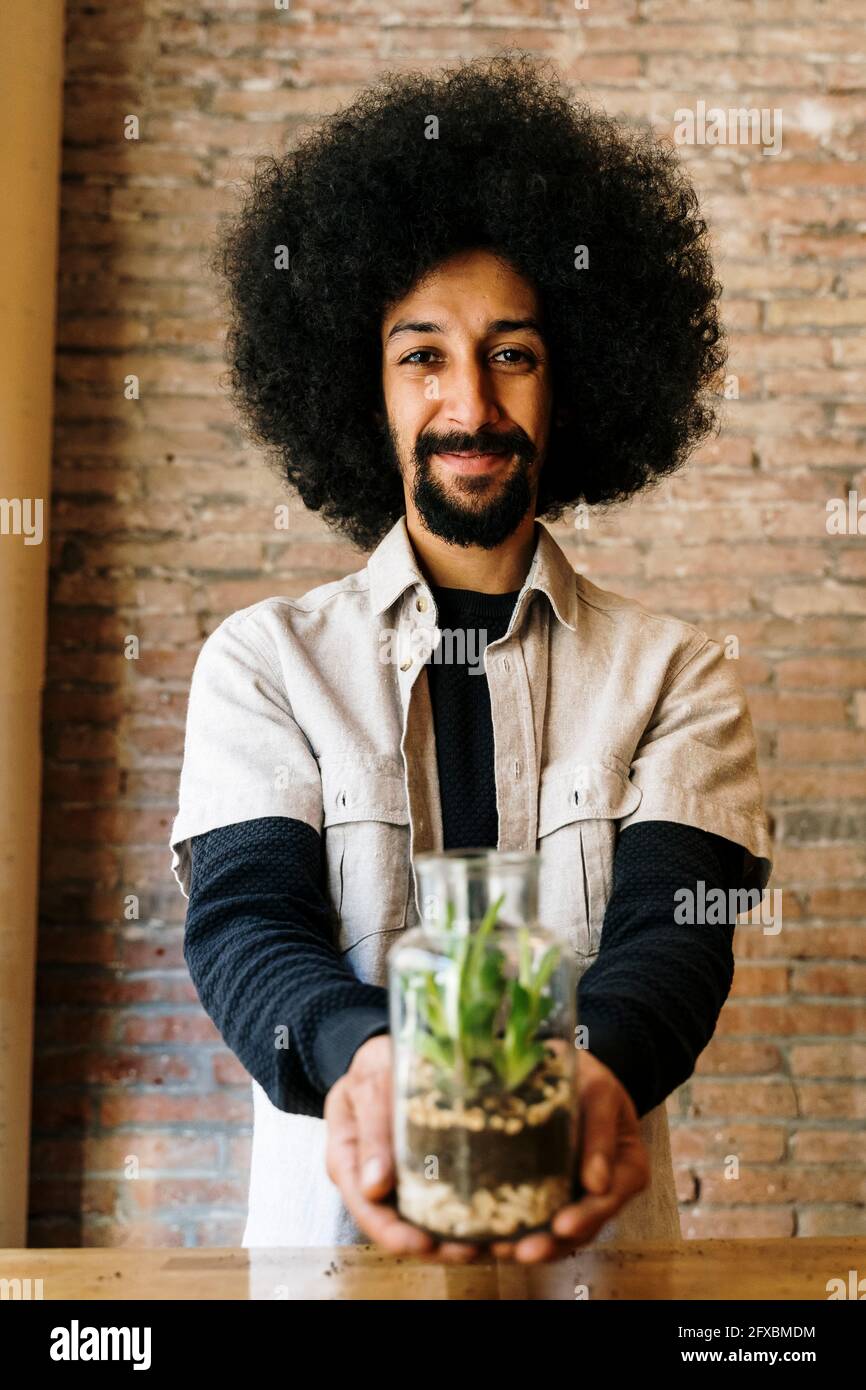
[[405, 1105, 571, 1191]]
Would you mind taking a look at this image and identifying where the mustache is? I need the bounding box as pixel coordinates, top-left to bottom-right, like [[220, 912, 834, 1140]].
[[415, 427, 536, 466]]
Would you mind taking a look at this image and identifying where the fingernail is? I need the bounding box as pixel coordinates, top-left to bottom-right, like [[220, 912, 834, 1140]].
[[554, 1212, 583, 1238], [362, 1156, 385, 1188], [587, 1154, 609, 1192]]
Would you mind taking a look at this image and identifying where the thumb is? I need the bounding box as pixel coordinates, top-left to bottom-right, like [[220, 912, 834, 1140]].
[[354, 1075, 395, 1198], [578, 1079, 620, 1195]]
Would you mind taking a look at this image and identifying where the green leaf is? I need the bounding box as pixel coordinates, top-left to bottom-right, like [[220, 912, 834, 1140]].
[[532, 944, 560, 996], [408, 890, 562, 1094]]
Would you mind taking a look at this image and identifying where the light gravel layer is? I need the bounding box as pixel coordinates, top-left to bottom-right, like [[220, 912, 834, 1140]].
[[397, 1167, 571, 1239]]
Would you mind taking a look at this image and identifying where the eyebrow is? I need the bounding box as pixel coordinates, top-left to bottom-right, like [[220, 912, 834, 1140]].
[[385, 317, 545, 343]]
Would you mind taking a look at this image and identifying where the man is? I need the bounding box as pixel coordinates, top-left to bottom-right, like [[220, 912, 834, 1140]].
[[169, 54, 772, 1263]]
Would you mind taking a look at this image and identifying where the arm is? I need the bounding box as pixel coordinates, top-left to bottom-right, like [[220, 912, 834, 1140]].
[[578, 818, 745, 1118], [184, 815, 389, 1115]]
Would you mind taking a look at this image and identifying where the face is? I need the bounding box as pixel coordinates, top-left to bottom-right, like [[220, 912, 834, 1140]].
[[379, 248, 554, 550]]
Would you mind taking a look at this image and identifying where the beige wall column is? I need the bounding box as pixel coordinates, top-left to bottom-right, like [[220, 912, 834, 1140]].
[[0, 1, 66, 1246]]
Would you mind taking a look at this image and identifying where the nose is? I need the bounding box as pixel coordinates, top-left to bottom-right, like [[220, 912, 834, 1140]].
[[441, 354, 502, 435]]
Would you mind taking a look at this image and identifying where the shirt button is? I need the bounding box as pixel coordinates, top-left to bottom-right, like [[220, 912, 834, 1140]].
[[416, 595, 428, 613], [400, 656, 412, 671]]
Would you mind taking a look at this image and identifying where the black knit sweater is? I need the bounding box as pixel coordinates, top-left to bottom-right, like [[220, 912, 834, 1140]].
[[184, 583, 745, 1119]]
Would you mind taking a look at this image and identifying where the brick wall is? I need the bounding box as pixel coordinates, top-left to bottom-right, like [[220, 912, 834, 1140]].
[[34, 0, 865, 1246]]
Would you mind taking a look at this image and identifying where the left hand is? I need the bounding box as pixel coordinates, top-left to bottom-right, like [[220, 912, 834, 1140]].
[[488, 1050, 650, 1263]]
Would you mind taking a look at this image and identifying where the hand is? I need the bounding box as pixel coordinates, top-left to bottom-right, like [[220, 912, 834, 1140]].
[[488, 1050, 650, 1263], [324, 1034, 483, 1263]]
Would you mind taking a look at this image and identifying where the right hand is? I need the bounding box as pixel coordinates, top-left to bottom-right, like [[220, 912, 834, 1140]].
[[324, 1033, 483, 1262]]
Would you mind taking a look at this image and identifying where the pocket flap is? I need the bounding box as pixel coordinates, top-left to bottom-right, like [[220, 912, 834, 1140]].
[[538, 757, 642, 837], [321, 757, 410, 827]]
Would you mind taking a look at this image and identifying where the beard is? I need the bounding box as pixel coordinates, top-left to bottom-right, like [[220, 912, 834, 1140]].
[[383, 420, 538, 550]]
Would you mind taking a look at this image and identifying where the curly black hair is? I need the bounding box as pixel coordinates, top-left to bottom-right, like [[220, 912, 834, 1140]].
[[212, 51, 726, 552]]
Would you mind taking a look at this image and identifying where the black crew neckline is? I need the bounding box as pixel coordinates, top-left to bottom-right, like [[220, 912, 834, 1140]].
[[429, 582, 522, 621]]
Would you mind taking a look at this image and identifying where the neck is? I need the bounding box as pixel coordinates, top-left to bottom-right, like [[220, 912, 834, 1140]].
[[405, 511, 538, 595]]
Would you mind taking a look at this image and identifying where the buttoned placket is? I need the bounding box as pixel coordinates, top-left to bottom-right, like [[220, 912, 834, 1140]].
[[485, 591, 548, 851], [394, 586, 443, 920]]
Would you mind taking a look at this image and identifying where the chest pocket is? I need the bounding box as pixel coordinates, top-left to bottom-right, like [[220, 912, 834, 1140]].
[[320, 758, 412, 988], [536, 755, 642, 964]]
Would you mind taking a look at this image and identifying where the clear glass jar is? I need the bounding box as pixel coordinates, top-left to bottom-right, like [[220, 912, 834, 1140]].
[[388, 848, 578, 1242]]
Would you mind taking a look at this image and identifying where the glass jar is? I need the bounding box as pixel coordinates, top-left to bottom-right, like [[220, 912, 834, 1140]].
[[388, 848, 578, 1242]]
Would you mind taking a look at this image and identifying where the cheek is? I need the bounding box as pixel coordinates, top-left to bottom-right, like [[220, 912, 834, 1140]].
[[385, 378, 439, 440], [508, 374, 551, 430], [383, 372, 416, 414], [515, 402, 550, 453]]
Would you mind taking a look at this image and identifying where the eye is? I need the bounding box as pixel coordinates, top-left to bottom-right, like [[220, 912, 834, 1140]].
[[398, 349, 442, 365], [492, 347, 537, 367]]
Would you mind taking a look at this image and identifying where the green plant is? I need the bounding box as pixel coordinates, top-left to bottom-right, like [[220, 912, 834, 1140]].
[[405, 893, 560, 1095]]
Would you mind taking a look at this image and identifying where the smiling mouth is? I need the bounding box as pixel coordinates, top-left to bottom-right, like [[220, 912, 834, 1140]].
[[433, 450, 511, 475]]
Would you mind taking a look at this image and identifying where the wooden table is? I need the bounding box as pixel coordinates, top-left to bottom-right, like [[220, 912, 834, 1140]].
[[1, 1238, 861, 1299]]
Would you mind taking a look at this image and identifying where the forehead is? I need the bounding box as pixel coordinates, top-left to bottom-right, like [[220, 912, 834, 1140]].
[[381, 249, 540, 332]]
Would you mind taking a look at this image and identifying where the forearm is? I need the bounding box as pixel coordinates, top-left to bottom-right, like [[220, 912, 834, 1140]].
[[184, 816, 389, 1114], [578, 820, 743, 1118]]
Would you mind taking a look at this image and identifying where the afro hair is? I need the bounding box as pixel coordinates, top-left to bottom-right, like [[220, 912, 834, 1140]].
[[212, 51, 726, 552]]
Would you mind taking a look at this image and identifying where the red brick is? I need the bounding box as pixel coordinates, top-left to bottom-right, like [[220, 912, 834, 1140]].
[[791, 964, 866, 996], [798, 1209, 866, 1236], [789, 1043, 866, 1076], [793, 1082, 866, 1118], [682, 1208, 795, 1239], [790, 1129, 865, 1162], [671, 1122, 786, 1162], [729, 964, 790, 997], [124, 1179, 247, 1211], [99, 1094, 251, 1128], [700, 1167, 866, 1204], [689, 1079, 799, 1117], [694, 1040, 784, 1074], [718, 1002, 866, 1035]]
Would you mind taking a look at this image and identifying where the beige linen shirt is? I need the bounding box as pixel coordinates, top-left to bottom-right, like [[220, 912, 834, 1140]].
[[169, 514, 773, 1248]]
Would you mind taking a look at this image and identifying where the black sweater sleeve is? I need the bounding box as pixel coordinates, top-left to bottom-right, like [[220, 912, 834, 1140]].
[[184, 816, 389, 1118], [183, 813, 745, 1123], [578, 818, 745, 1118]]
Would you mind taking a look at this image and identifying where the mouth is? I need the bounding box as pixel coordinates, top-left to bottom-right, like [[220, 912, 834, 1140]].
[[433, 450, 511, 475]]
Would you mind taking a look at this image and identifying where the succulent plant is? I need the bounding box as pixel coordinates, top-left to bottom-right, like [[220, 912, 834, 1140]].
[[405, 892, 560, 1096]]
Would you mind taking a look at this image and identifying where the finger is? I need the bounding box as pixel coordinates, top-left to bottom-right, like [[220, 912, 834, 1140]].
[[323, 1078, 358, 1192], [607, 1128, 651, 1204], [352, 1075, 396, 1200], [347, 1172, 434, 1253], [511, 1231, 560, 1264], [325, 1081, 433, 1254], [577, 1080, 621, 1194], [429, 1241, 482, 1264], [489, 1240, 516, 1261], [551, 1193, 617, 1244], [553, 1135, 650, 1242]]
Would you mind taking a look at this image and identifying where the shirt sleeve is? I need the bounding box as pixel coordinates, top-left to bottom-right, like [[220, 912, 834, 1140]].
[[169, 608, 323, 900], [618, 635, 773, 893], [184, 817, 390, 1116]]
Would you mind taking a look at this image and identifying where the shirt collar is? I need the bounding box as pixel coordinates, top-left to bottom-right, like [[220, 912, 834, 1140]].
[[367, 514, 578, 632]]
